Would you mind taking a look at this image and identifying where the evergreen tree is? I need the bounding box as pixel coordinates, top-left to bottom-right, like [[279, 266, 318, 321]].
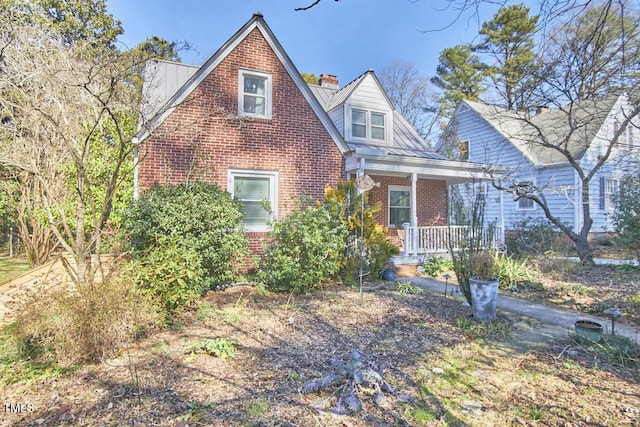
[[431, 44, 486, 116], [475, 3, 540, 110]]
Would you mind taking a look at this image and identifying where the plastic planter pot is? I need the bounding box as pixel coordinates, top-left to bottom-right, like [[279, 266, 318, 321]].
[[381, 269, 396, 281], [469, 276, 499, 321], [575, 320, 603, 344]]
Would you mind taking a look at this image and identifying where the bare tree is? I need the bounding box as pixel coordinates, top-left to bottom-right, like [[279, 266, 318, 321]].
[[482, 1, 640, 264], [378, 61, 440, 139], [0, 22, 141, 280]]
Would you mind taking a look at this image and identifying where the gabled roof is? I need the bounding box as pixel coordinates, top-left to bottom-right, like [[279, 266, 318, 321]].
[[135, 13, 349, 154], [460, 95, 621, 165], [308, 70, 445, 161]]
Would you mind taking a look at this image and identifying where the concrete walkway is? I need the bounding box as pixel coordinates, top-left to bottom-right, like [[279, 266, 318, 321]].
[[408, 276, 640, 345]]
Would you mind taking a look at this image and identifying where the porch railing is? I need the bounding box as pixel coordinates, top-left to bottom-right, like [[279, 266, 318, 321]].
[[401, 224, 504, 256]]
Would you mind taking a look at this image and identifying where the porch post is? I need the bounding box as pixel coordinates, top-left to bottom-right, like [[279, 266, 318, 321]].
[[411, 172, 418, 256], [499, 182, 505, 243], [402, 222, 410, 256]]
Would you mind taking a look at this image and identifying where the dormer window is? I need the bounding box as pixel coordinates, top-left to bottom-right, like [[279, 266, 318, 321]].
[[371, 112, 385, 140], [350, 108, 387, 142], [238, 69, 272, 118], [352, 109, 367, 138]]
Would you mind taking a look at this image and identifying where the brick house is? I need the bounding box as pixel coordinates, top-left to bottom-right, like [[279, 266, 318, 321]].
[[134, 13, 495, 256]]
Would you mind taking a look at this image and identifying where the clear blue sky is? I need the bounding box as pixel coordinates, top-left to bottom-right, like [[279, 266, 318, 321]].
[[107, 0, 507, 85]]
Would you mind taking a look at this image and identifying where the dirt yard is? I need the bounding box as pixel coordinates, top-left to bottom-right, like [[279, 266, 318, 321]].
[[2, 277, 639, 427]]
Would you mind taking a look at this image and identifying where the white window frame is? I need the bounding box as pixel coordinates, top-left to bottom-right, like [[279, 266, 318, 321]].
[[238, 69, 272, 119], [475, 183, 488, 203], [228, 169, 278, 232], [349, 108, 388, 143], [515, 181, 535, 211], [388, 185, 411, 227], [602, 178, 618, 210]]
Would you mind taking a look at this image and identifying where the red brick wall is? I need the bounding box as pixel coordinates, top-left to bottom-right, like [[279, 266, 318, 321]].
[[138, 28, 344, 251], [367, 175, 448, 228]]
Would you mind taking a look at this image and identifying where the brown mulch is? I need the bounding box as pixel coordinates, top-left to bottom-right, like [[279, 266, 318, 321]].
[[3, 284, 468, 426], [2, 262, 640, 426]]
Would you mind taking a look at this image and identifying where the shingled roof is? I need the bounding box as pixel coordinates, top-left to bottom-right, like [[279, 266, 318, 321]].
[[462, 95, 620, 165]]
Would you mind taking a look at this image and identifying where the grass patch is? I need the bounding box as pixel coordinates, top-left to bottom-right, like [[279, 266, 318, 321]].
[[195, 302, 217, 321], [0, 257, 31, 284], [0, 332, 73, 385], [577, 334, 640, 368], [456, 317, 512, 340], [244, 397, 269, 420]]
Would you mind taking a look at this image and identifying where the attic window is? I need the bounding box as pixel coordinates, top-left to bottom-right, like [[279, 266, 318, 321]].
[[350, 108, 387, 142], [238, 69, 272, 118]]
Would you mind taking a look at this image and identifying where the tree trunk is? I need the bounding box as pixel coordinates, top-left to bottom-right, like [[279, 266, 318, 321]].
[[574, 237, 594, 265]]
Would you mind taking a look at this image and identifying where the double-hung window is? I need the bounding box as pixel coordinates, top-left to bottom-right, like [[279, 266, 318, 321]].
[[238, 69, 272, 118], [350, 108, 386, 142], [600, 178, 618, 210], [389, 186, 411, 226], [229, 170, 277, 231], [370, 112, 385, 140], [515, 181, 535, 210]]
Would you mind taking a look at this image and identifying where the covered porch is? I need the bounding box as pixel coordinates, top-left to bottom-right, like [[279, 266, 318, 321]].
[[345, 147, 504, 261], [399, 223, 504, 256]]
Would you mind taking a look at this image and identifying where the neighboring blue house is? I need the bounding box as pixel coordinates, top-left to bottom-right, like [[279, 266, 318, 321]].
[[444, 93, 639, 235]]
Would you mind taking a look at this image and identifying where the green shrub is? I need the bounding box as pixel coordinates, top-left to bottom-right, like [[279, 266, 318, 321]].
[[422, 256, 454, 277], [125, 238, 207, 312], [121, 183, 249, 311], [494, 255, 537, 291], [366, 224, 400, 278], [257, 199, 347, 293], [507, 218, 570, 259], [324, 180, 399, 284]]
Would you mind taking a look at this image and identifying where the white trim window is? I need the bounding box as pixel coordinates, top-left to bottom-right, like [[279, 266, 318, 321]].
[[228, 170, 277, 231], [350, 108, 387, 142], [389, 185, 411, 226], [515, 181, 535, 210], [238, 69, 272, 118], [475, 183, 488, 203], [600, 177, 618, 210]]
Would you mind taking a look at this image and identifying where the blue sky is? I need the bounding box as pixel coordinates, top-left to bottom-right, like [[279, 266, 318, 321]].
[[107, 0, 506, 85]]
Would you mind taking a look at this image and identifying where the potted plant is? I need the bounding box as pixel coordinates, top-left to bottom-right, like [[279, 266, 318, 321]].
[[468, 251, 500, 321], [380, 263, 396, 281]]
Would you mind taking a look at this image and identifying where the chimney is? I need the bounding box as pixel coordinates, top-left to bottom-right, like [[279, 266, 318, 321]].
[[536, 106, 548, 114], [319, 74, 339, 89]]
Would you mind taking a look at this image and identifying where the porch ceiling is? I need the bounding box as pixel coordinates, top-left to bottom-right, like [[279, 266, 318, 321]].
[[346, 152, 502, 185]]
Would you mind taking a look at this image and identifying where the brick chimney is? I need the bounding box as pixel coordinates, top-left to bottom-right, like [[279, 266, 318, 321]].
[[536, 106, 548, 114], [319, 74, 339, 89]]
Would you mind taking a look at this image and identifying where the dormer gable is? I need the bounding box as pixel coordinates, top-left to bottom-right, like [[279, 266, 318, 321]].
[[339, 71, 394, 146]]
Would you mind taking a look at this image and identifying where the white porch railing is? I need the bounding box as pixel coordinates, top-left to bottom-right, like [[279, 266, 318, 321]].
[[401, 223, 504, 256]]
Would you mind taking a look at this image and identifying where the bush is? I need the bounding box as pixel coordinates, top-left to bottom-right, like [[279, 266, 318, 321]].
[[422, 256, 454, 277], [612, 175, 640, 260], [507, 218, 570, 259], [366, 224, 400, 278], [121, 183, 249, 311], [324, 180, 399, 284], [493, 254, 537, 291], [4, 277, 161, 366], [125, 238, 207, 312], [257, 199, 347, 293]]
